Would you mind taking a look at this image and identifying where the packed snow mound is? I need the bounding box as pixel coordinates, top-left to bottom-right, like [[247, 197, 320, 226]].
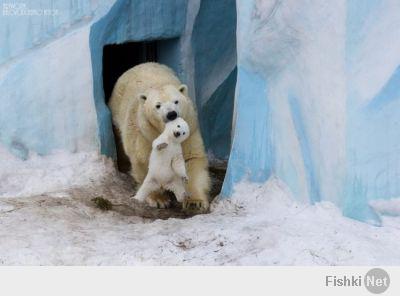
[[0, 145, 116, 198]]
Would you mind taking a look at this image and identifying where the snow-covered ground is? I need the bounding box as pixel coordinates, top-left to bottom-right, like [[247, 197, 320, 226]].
[[0, 150, 400, 265], [0, 146, 115, 198]]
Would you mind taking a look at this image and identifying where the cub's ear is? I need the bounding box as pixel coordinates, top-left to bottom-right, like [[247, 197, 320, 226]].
[[156, 143, 168, 151], [139, 94, 147, 102], [178, 84, 188, 96]]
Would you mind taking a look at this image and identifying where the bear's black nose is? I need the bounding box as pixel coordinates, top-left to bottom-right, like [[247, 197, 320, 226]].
[[166, 111, 177, 121], [174, 131, 181, 138]]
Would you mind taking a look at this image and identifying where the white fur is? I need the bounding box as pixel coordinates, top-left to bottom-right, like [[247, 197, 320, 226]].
[[134, 118, 190, 204]]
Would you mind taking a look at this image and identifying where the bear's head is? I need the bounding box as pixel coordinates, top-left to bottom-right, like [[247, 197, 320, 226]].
[[139, 84, 196, 133], [164, 117, 190, 144]]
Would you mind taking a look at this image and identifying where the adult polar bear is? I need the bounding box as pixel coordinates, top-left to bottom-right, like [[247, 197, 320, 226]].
[[109, 62, 210, 210]]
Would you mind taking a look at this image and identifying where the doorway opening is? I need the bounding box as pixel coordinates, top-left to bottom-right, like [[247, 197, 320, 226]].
[[102, 41, 158, 173], [102, 41, 157, 103]]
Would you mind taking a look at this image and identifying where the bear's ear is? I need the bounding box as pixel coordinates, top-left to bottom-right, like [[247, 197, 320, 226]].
[[178, 84, 188, 96], [139, 94, 147, 101]]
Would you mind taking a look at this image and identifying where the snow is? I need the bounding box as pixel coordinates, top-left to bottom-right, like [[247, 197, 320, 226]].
[[0, 145, 115, 198], [1, 151, 399, 265]]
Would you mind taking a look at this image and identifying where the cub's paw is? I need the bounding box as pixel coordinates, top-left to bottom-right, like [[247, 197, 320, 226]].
[[156, 143, 168, 151], [145, 192, 171, 209], [182, 198, 209, 213]]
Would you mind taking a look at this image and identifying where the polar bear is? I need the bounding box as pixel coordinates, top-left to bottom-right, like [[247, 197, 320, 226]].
[[108, 62, 210, 210], [134, 118, 190, 206]]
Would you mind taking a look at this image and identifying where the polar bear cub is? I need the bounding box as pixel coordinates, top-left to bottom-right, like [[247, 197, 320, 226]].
[[133, 117, 190, 205]]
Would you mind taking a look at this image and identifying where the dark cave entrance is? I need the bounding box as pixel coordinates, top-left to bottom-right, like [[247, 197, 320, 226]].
[[102, 41, 159, 173], [102, 41, 158, 103]]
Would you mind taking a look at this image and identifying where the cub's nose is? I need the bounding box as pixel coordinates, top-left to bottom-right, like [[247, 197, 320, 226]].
[[174, 131, 181, 138], [166, 111, 177, 121]]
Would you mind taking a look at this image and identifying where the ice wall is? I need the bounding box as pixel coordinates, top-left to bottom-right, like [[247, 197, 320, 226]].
[[344, 0, 400, 223], [0, 0, 115, 64], [0, 1, 115, 159], [223, 0, 400, 224], [191, 0, 237, 159]]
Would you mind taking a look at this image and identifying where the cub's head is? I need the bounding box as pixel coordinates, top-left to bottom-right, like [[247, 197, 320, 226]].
[[139, 84, 191, 132], [165, 117, 190, 144]]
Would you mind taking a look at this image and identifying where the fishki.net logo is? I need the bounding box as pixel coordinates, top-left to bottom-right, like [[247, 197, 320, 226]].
[[326, 268, 390, 294]]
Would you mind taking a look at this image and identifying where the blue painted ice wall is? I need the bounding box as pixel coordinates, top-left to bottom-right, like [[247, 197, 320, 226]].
[[0, 0, 116, 159], [223, 0, 400, 224], [191, 0, 237, 160], [344, 0, 400, 222], [0, 0, 113, 64]]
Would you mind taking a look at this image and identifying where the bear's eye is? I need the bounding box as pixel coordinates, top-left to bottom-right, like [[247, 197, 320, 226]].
[[183, 132, 186, 135], [177, 125, 180, 128], [156, 104, 161, 109], [174, 100, 179, 105]]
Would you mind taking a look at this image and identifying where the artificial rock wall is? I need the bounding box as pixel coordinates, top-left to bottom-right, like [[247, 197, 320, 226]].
[[223, 0, 400, 224]]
